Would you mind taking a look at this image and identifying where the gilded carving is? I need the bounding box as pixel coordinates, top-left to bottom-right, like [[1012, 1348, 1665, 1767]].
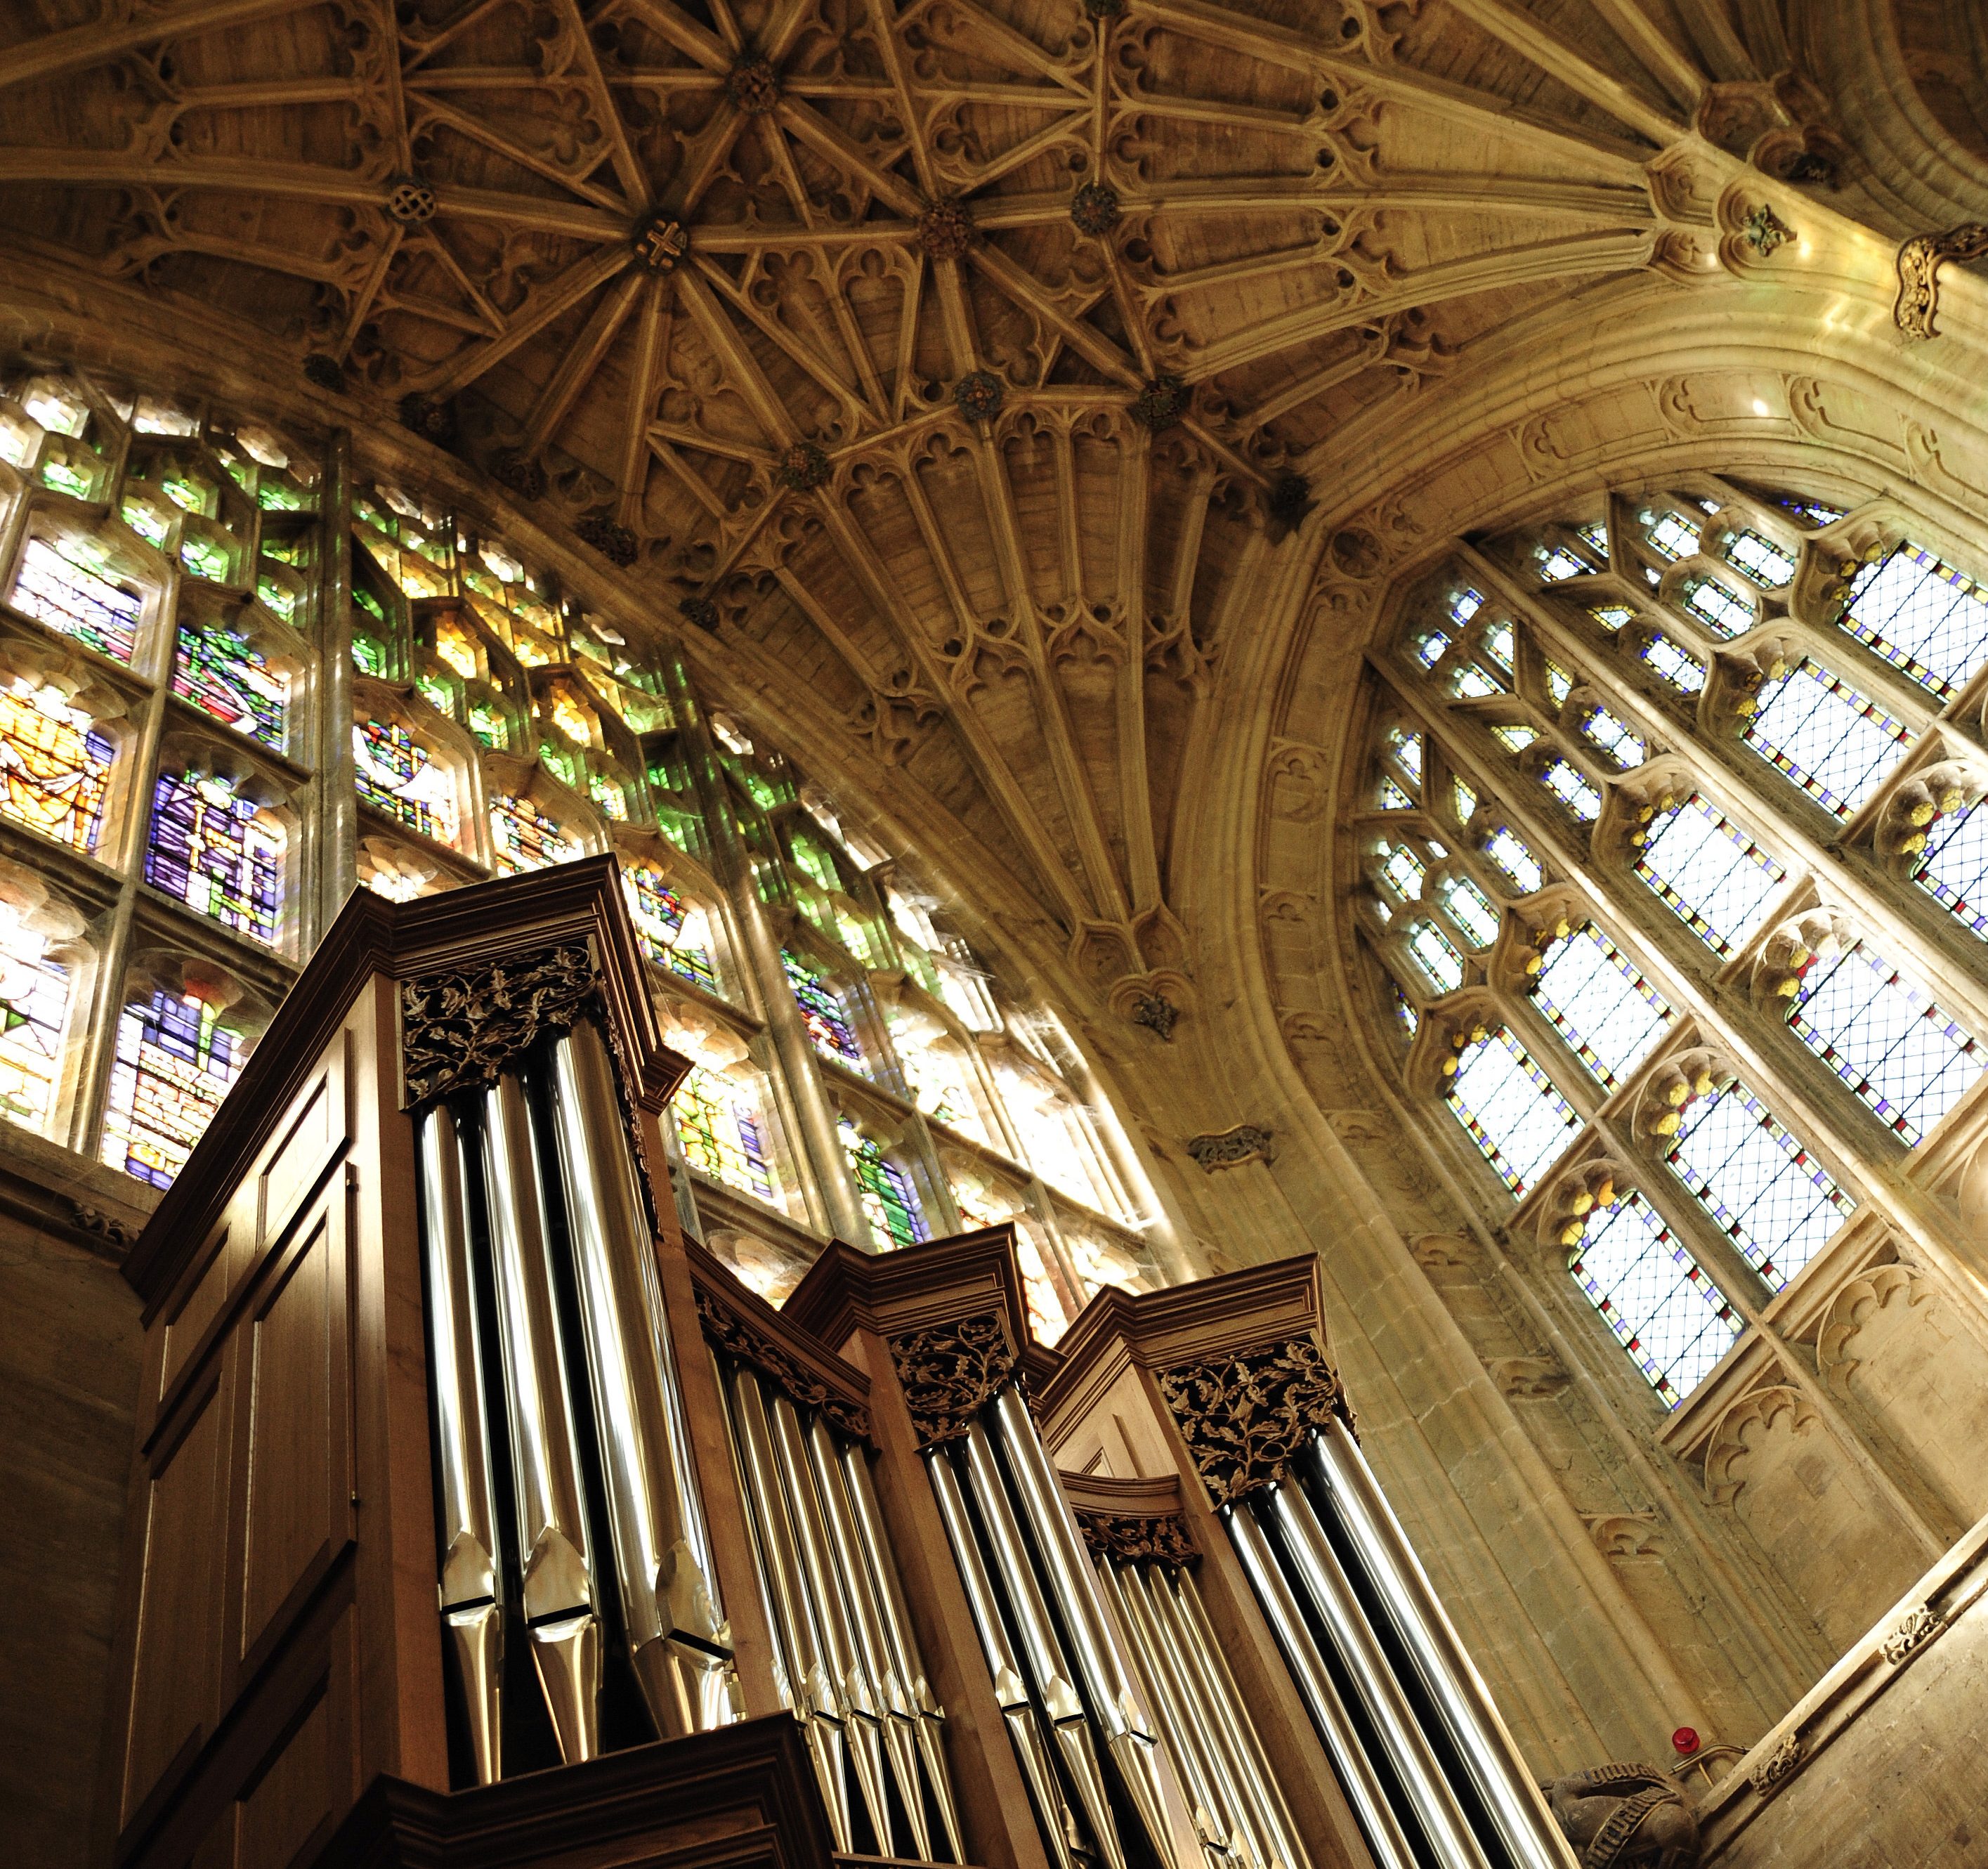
[[1074, 1510, 1198, 1568], [1156, 1336, 1354, 1507], [697, 1289, 871, 1443], [1895, 224, 1988, 340], [887, 1313, 1017, 1448], [401, 942, 599, 1107]]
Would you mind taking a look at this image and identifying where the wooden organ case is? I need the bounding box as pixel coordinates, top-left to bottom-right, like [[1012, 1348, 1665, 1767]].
[[103, 859, 1579, 1869]]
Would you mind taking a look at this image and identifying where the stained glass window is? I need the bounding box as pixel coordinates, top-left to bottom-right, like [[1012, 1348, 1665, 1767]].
[[1491, 724, 1538, 753], [1451, 664, 1504, 699], [1439, 875, 1500, 947], [1578, 521, 1609, 556], [1591, 605, 1634, 632], [1723, 530, 1796, 587], [1413, 629, 1449, 671], [1407, 920, 1465, 994], [1681, 576, 1752, 637], [1784, 943, 1984, 1143], [674, 1064, 776, 1202], [1394, 984, 1419, 1035], [1380, 842, 1427, 900], [1377, 775, 1414, 810], [1451, 777, 1478, 822], [0, 675, 114, 852], [783, 949, 865, 1074], [1840, 542, 1988, 700], [1444, 1026, 1583, 1196], [1664, 1082, 1855, 1291], [355, 721, 459, 847], [1482, 825, 1543, 892], [1634, 796, 1785, 953], [1484, 620, 1515, 672], [1741, 660, 1910, 819], [174, 620, 287, 747], [1916, 800, 1988, 939], [1450, 588, 1484, 625], [622, 867, 720, 994], [1540, 758, 1603, 823], [0, 911, 69, 1133], [1569, 1194, 1742, 1408], [1532, 923, 1673, 1087], [1777, 497, 1845, 528], [145, 769, 285, 944], [100, 989, 244, 1189], [1539, 545, 1591, 582], [840, 1116, 927, 1250], [1577, 705, 1644, 769], [1646, 512, 1700, 561], [1639, 633, 1706, 695], [1544, 663, 1574, 707], [491, 793, 580, 874], [13, 536, 140, 662], [1386, 727, 1423, 784]]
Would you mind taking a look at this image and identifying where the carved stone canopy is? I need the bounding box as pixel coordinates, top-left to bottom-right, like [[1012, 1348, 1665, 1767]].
[[887, 1313, 1018, 1449], [400, 941, 600, 1108], [1156, 1335, 1354, 1507]]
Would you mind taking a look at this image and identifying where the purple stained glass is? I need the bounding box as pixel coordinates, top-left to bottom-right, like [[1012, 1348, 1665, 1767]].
[[1916, 798, 1988, 939], [145, 769, 284, 945], [1841, 542, 1988, 701]]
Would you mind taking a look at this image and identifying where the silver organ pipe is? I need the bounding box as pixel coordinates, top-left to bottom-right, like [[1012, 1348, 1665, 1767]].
[[542, 1022, 734, 1738], [415, 1102, 504, 1787]]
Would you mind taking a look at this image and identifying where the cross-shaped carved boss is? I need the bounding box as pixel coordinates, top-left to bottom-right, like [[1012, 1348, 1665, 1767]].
[[635, 219, 689, 273]]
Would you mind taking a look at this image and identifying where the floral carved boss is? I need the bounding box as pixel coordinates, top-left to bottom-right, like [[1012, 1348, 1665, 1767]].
[[1156, 1336, 1355, 1507]]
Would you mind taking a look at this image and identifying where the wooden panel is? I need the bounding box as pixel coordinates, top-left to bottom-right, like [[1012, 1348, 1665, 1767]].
[[258, 1036, 348, 1257], [233, 1686, 336, 1869], [122, 1372, 230, 1830], [158, 1226, 230, 1412], [234, 1182, 354, 1674]]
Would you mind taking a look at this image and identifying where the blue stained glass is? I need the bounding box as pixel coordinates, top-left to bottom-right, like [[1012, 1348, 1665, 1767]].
[[1377, 776, 1414, 810], [1840, 542, 1988, 700], [356, 720, 459, 846], [1406, 919, 1464, 994], [145, 769, 284, 944], [1449, 589, 1484, 625], [1394, 983, 1419, 1035], [1666, 1084, 1855, 1291], [1444, 1027, 1582, 1195], [1786, 943, 1984, 1144], [1387, 728, 1423, 785], [174, 622, 288, 748], [100, 989, 243, 1189], [1578, 521, 1609, 556], [1539, 546, 1592, 582], [1482, 825, 1543, 893], [1532, 923, 1674, 1088], [1634, 796, 1785, 953], [1570, 1194, 1742, 1407], [622, 867, 720, 994], [1916, 799, 1988, 939], [1742, 660, 1911, 819], [1540, 758, 1602, 823], [1578, 705, 1644, 769], [783, 949, 865, 1074], [1413, 630, 1450, 670], [1777, 497, 1845, 528], [675, 1063, 776, 1202], [13, 536, 140, 662], [491, 793, 580, 873], [1681, 576, 1753, 637], [1639, 634, 1706, 695]]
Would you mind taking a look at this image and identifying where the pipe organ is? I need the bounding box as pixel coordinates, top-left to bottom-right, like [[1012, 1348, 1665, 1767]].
[[102, 859, 1578, 1869]]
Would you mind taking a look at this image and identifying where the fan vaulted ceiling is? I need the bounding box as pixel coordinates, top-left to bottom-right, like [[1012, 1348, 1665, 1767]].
[[0, 0, 1827, 982]]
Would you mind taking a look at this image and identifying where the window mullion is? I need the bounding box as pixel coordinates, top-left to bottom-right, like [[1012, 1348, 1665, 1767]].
[[314, 428, 358, 930]]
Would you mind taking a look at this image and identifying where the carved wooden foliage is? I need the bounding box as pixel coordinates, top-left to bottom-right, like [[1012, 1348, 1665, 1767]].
[[400, 941, 598, 1107], [1156, 1335, 1354, 1507], [887, 1313, 1018, 1449]]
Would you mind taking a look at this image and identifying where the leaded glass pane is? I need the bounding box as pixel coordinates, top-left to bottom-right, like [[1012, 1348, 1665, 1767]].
[[1439, 875, 1500, 947], [1483, 825, 1543, 893], [1777, 497, 1845, 528], [622, 866, 720, 994], [145, 769, 285, 944], [1377, 775, 1413, 809], [1450, 588, 1484, 625], [1578, 705, 1644, 769], [1532, 923, 1674, 1087], [1570, 1194, 1742, 1407], [1742, 660, 1911, 819], [1578, 521, 1609, 556], [1380, 842, 1426, 900], [1681, 576, 1752, 637], [100, 989, 244, 1189], [1491, 724, 1538, 753], [1646, 512, 1700, 561], [1451, 663, 1504, 698], [1545, 663, 1573, 706], [1413, 628, 1449, 670], [1590, 605, 1634, 632], [491, 793, 580, 873], [355, 720, 459, 846], [1386, 727, 1423, 784], [0, 909, 69, 1134], [174, 621, 288, 747], [840, 1116, 927, 1249], [1840, 542, 1988, 699], [0, 674, 114, 853], [1406, 919, 1465, 993], [784, 949, 866, 1073], [1451, 777, 1478, 821], [1916, 799, 1988, 938], [1540, 758, 1602, 822], [1634, 796, 1785, 953], [1723, 529, 1796, 588], [674, 1064, 776, 1202], [1444, 1027, 1582, 1195], [1639, 634, 1706, 695], [1539, 546, 1590, 582], [1666, 1084, 1855, 1290], [1786, 943, 1984, 1142], [1394, 982, 1419, 1035], [13, 536, 141, 662], [1483, 620, 1515, 672]]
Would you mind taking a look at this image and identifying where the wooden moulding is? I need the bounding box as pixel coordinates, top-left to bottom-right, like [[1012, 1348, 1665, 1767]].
[[121, 854, 692, 1313], [306, 1713, 842, 1868]]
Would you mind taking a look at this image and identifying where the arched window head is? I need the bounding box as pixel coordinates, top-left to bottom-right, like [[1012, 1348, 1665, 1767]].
[[837, 1114, 926, 1251], [100, 965, 263, 1190], [620, 859, 721, 996], [354, 703, 465, 851], [674, 1062, 778, 1206], [488, 774, 588, 875], [358, 835, 445, 904], [174, 601, 299, 752], [0, 640, 122, 855], [145, 746, 289, 947], [1440, 1023, 1582, 1197], [13, 528, 149, 664], [783, 949, 867, 1075]]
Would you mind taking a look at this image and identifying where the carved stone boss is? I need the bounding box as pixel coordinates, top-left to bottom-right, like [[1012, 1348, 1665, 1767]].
[[1156, 1336, 1356, 1508], [1184, 1124, 1274, 1172], [887, 1313, 1016, 1448]]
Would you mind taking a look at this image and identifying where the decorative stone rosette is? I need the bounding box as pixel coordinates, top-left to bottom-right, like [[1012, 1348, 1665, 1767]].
[[1156, 1335, 1355, 1507]]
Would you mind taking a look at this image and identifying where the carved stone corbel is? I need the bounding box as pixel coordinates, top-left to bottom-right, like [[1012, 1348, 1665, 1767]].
[[1895, 224, 1988, 340], [1184, 1124, 1274, 1171]]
